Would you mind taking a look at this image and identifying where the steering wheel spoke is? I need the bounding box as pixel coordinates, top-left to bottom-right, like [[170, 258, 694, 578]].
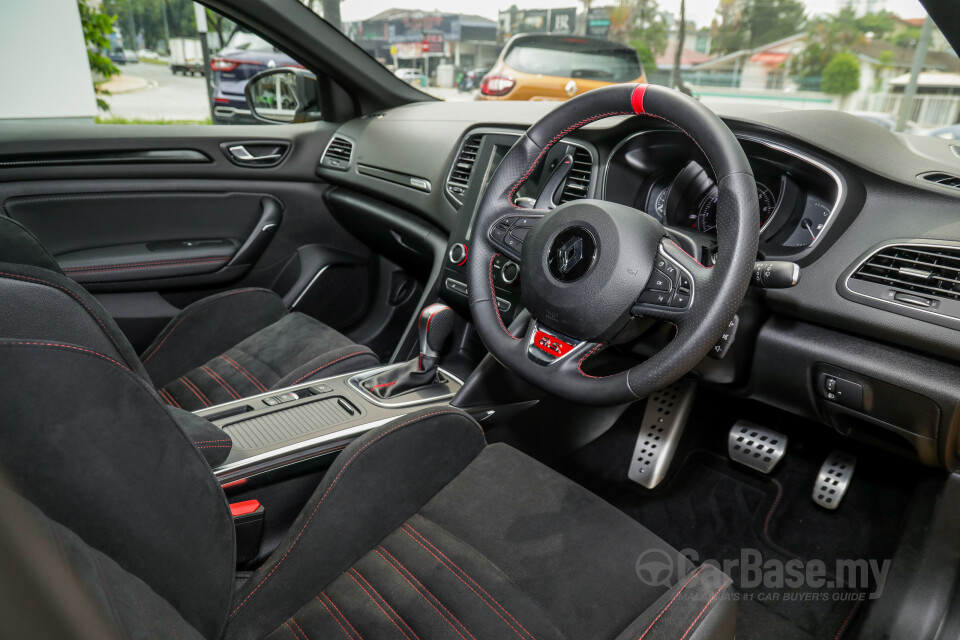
[[487, 211, 544, 263], [630, 238, 706, 327]]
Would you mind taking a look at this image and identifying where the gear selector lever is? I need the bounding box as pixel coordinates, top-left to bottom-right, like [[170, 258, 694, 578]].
[[362, 304, 454, 399]]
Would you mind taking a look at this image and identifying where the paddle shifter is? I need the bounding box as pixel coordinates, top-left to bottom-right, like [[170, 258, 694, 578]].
[[362, 304, 454, 399]]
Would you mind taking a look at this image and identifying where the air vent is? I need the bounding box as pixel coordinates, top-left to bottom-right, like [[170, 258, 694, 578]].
[[919, 171, 960, 190], [446, 134, 482, 202], [320, 135, 353, 171], [557, 147, 594, 204], [851, 244, 960, 302]]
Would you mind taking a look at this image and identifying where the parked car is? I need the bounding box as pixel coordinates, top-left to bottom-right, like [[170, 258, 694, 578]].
[[137, 48, 160, 61], [478, 34, 646, 101], [394, 67, 424, 85], [168, 37, 204, 75], [211, 29, 302, 124], [122, 49, 139, 64], [922, 123, 960, 139], [107, 48, 126, 65]]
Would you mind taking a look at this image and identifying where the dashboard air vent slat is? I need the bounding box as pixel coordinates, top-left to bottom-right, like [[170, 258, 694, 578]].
[[558, 148, 594, 204], [320, 135, 353, 171], [851, 244, 960, 301], [920, 171, 960, 190], [446, 134, 482, 201]]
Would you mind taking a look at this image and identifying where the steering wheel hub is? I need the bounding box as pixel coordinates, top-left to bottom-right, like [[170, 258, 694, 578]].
[[520, 199, 664, 341]]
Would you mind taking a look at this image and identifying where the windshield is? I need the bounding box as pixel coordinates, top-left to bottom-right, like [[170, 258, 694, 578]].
[[25, 0, 956, 135]]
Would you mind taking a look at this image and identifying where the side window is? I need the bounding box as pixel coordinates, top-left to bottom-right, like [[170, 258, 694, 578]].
[[15, 1, 311, 125]]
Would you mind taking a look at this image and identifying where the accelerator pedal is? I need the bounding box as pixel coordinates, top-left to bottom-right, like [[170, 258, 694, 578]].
[[727, 420, 787, 474], [628, 382, 696, 489], [813, 450, 857, 510]]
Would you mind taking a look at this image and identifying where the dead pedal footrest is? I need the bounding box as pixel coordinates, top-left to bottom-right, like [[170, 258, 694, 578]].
[[813, 450, 856, 510], [628, 382, 696, 489], [727, 420, 787, 474]]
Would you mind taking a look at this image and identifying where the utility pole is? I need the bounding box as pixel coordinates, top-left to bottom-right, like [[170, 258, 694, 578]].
[[161, 0, 171, 51], [194, 3, 214, 119], [671, 0, 691, 95], [896, 16, 933, 133]]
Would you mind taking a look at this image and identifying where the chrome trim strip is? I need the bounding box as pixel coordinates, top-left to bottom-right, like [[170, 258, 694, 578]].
[[291, 265, 330, 309], [213, 416, 398, 477], [348, 364, 464, 408], [602, 130, 845, 249], [842, 240, 960, 322]]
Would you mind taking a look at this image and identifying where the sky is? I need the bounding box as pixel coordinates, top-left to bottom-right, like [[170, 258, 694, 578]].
[[340, 0, 928, 29]]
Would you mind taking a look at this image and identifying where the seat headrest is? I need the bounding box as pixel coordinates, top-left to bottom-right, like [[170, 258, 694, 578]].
[[0, 215, 63, 274]]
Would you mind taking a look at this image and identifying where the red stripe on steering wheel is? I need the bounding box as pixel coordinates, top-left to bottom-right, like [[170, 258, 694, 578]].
[[631, 84, 648, 114]]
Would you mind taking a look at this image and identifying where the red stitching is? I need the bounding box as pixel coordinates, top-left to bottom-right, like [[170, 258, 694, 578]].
[[402, 524, 534, 640], [202, 365, 241, 400], [284, 621, 300, 640], [290, 351, 373, 385], [289, 618, 310, 640], [669, 241, 711, 269], [0, 340, 129, 370], [0, 271, 126, 358], [637, 566, 707, 640], [158, 387, 181, 408], [369, 381, 397, 390], [229, 410, 479, 617], [576, 344, 606, 379], [140, 289, 265, 365], [678, 579, 731, 640], [489, 255, 520, 340], [63, 257, 227, 273], [179, 376, 211, 407], [192, 439, 231, 444], [320, 593, 363, 640], [221, 354, 268, 393], [197, 444, 232, 449], [375, 546, 476, 640], [317, 594, 355, 640], [348, 569, 419, 640], [507, 111, 631, 207], [834, 599, 861, 640]]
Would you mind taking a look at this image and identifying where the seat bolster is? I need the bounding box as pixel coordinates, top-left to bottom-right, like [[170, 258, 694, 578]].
[[140, 288, 287, 388], [612, 564, 736, 640], [225, 409, 486, 640], [166, 406, 234, 468]]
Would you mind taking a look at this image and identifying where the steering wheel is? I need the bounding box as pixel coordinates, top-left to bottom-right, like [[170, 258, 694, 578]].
[[466, 84, 759, 406]]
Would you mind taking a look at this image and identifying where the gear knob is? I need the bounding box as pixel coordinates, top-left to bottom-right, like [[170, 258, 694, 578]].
[[418, 304, 454, 360]]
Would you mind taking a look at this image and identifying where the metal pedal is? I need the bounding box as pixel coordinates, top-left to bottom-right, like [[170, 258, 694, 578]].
[[727, 420, 787, 474], [628, 382, 696, 489], [813, 450, 856, 510]]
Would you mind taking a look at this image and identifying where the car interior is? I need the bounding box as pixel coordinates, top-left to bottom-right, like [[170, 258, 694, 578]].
[[3, 1, 960, 640]]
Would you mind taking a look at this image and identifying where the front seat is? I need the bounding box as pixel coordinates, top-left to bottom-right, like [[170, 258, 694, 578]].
[[0, 244, 737, 640], [0, 214, 380, 410]]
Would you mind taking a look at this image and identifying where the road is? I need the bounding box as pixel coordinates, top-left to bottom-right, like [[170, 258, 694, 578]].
[[105, 61, 211, 122], [103, 61, 477, 122]]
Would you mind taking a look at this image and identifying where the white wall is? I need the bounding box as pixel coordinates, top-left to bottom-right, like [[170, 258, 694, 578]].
[[0, 0, 98, 119]]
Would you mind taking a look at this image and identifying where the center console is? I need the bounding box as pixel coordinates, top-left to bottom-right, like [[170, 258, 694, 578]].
[[201, 363, 463, 484]]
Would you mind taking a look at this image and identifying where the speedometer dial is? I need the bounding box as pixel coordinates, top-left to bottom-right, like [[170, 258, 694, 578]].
[[692, 183, 777, 234]]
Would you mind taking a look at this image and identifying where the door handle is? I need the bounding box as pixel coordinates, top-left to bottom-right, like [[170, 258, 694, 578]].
[[228, 145, 281, 163]]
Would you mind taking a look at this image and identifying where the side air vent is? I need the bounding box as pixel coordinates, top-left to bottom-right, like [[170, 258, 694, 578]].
[[919, 171, 960, 190], [446, 134, 482, 202], [557, 147, 594, 204], [844, 242, 960, 327], [320, 135, 354, 171]]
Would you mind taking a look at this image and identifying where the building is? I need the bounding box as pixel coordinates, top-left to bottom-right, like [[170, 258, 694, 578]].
[[346, 10, 498, 75]]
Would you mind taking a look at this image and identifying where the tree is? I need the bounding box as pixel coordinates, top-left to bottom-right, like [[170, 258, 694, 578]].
[[631, 40, 657, 71], [741, 0, 805, 48], [821, 52, 860, 98], [712, 0, 747, 54], [77, 0, 120, 111], [791, 8, 864, 81]]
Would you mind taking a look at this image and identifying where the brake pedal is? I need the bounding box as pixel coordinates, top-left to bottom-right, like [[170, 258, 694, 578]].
[[813, 450, 856, 510], [727, 421, 787, 474], [628, 382, 696, 489]]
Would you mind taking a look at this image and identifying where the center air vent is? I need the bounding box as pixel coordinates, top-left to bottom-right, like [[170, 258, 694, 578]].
[[320, 135, 354, 171], [557, 147, 594, 204], [446, 134, 482, 203], [919, 171, 960, 190], [844, 242, 960, 326]]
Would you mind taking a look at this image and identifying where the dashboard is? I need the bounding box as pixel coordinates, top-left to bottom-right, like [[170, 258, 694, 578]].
[[319, 100, 960, 470]]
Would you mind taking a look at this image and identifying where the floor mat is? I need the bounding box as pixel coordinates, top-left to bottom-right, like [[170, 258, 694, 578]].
[[552, 395, 922, 640]]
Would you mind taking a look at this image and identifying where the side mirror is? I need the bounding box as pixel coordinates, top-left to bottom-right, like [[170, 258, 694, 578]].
[[245, 67, 322, 124]]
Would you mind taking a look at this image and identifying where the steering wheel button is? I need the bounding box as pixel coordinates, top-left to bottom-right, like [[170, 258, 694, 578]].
[[510, 226, 531, 241], [647, 270, 673, 292], [670, 292, 690, 308], [638, 290, 672, 306]]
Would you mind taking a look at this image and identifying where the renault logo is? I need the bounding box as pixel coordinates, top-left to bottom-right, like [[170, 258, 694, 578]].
[[564, 80, 578, 97], [548, 227, 596, 282]]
